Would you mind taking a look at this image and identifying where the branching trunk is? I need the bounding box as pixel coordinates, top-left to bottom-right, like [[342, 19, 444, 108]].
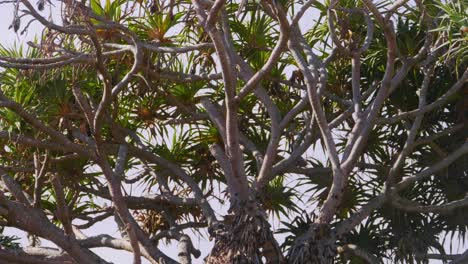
[[287, 224, 337, 264], [206, 208, 283, 264]]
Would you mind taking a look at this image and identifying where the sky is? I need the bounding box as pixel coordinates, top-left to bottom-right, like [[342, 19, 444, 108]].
[[0, 1, 464, 264]]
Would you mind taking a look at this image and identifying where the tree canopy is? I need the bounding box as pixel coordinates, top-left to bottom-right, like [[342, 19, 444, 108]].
[[0, 0, 467, 263]]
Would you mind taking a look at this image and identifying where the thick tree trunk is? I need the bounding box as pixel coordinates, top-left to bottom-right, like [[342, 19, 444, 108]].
[[286, 224, 337, 264], [206, 221, 337, 264], [205, 206, 283, 264]]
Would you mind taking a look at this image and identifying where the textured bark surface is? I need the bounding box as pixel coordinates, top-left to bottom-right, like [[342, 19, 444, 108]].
[[206, 206, 282, 264]]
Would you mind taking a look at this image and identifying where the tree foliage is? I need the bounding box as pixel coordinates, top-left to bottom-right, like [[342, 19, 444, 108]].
[[0, 0, 467, 263]]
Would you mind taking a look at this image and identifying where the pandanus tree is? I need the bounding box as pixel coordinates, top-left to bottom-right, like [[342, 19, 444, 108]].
[[0, 0, 467, 263]]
